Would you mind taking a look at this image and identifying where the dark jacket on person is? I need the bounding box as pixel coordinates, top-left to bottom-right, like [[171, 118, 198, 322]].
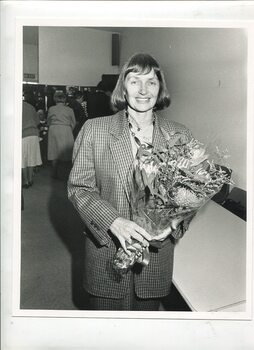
[[87, 91, 113, 119], [69, 99, 87, 124]]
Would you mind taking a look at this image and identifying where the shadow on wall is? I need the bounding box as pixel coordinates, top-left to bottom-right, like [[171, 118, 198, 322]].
[[48, 162, 90, 309]]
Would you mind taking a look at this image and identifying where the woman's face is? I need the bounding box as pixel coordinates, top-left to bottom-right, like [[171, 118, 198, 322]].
[[124, 69, 160, 113]]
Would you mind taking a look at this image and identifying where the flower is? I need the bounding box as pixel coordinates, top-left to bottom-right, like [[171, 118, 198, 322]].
[[189, 146, 209, 167], [194, 168, 211, 184], [173, 187, 204, 208], [139, 160, 159, 176]]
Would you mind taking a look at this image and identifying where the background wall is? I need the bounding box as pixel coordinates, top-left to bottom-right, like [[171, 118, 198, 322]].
[[23, 27, 38, 82], [120, 28, 247, 189], [38, 27, 120, 86], [23, 43, 38, 82]]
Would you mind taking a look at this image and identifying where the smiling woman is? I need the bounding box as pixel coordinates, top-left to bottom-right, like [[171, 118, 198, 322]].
[[67, 52, 194, 311], [125, 70, 160, 113]]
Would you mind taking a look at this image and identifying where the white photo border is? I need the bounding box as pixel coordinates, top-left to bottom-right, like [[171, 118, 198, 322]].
[[2, 1, 254, 349], [12, 6, 254, 322]]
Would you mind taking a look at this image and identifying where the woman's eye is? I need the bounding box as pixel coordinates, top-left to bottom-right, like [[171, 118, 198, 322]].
[[149, 81, 157, 86], [130, 80, 137, 85]]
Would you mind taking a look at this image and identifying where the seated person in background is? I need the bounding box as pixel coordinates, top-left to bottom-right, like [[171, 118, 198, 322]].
[[68, 91, 88, 138], [87, 81, 114, 119]]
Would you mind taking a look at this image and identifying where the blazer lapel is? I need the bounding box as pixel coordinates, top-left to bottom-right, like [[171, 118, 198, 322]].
[[153, 113, 169, 150], [109, 111, 134, 202], [109, 112, 177, 202]]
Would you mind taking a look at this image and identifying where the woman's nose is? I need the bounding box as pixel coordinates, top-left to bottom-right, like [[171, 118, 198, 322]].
[[139, 82, 147, 95]]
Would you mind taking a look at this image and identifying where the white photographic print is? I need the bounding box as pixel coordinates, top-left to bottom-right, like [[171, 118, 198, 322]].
[[1, 1, 254, 350]]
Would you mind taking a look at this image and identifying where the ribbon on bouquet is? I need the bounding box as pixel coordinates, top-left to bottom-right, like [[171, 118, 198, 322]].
[[126, 241, 150, 266], [113, 240, 150, 275]]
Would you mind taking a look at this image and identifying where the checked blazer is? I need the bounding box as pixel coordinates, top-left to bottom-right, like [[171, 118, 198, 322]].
[[68, 110, 193, 299]]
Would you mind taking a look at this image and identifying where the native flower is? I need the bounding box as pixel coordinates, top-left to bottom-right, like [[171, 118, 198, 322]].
[[139, 159, 159, 176], [189, 146, 209, 166], [194, 168, 211, 184], [173, 187, 205, 208]]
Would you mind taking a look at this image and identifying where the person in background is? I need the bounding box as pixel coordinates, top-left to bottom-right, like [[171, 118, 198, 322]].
[[35, 92, 45, 111], [22, 94, 42, 188], [37, 109, 48, 165], [80, 92, 89, 121], [86, 81, 114, 119], [68, 91, 88, 138], [47, 92, 76, 179], [68, 53, 194, 311]]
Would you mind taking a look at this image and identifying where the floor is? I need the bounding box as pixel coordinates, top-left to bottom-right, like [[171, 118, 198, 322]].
[[20, 164, 190, 311]]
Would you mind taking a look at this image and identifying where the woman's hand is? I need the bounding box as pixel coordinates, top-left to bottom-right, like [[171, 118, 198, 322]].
[[110, 217, 152, 254], [152, 216, 184, 242]]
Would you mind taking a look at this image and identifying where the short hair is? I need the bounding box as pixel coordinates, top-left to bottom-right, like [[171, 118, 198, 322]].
[[54, 91, 66, 103], [111, 53, 171, 111], [23, 91, 35, 106], [74, 91, 83, 100]]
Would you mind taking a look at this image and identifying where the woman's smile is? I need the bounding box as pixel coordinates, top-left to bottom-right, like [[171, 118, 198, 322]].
[[136, 97, 151, 103]]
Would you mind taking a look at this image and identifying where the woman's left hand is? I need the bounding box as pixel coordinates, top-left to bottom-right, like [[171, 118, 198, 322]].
[[110, 217, 151, 254], [152, 216, 184, 241]]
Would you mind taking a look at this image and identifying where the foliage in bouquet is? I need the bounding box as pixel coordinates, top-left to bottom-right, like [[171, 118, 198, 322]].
[[113, 132, 233, 275], [130, 132, 233, 223]]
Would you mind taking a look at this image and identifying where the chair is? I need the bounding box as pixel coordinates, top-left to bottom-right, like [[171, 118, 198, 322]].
[[222, 187, 246, 221], [212, 165, 232, 205]]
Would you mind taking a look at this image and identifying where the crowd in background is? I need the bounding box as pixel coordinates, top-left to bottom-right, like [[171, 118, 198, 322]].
[[21, 79, 115, 188]]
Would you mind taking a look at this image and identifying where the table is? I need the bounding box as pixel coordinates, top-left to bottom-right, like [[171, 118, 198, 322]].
[[173, 200, 246, 312]]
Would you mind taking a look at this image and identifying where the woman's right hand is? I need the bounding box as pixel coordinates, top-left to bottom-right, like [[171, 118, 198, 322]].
[[110, 217, 152, 254], [151, 216, 184, 242]]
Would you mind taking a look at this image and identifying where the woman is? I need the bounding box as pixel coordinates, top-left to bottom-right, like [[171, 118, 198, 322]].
[[47, 92, 76, 178], [22, 96, 42, 188], [68, 53, 193, 311]]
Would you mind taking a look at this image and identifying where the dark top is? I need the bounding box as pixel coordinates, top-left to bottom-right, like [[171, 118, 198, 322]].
[[86, 91, 113, 119], [68, 99, 87, 125]]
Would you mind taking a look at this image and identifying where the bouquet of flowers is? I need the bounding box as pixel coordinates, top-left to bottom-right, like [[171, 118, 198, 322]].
[[113, 131, 233, 275]]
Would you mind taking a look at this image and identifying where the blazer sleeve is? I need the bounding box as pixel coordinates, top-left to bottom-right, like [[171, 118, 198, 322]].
[[67, 120, 120, 247]]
